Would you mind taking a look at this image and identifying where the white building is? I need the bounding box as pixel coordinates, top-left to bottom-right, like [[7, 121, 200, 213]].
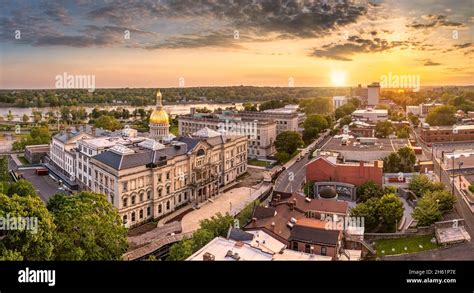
[[406, 105, 421, 116], [332, 96, 349, 110], [351, 108, 388, 123]]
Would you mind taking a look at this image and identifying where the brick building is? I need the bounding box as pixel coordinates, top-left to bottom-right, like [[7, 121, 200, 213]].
[[420, 125, 474, 143], [306, 156, 383, 187]]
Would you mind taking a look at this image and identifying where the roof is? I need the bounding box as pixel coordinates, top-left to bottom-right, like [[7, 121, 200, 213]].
[[187, 237, 273, 261], [289, 225, 340, 246], [192, 127, 222, 138], [253, 206, 276, 219], [227, 228, 254, 242], [290, 195, 349, 215], [272, 249, 332, 261]]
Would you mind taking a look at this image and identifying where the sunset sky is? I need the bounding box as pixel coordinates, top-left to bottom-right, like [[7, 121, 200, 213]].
[[0, 0, 473, 89]]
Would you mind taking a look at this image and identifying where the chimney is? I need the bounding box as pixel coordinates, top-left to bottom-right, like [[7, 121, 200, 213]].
[[251, 217, 257, 228], [203, 252, 215, 261], [271, 222, 275, 232]]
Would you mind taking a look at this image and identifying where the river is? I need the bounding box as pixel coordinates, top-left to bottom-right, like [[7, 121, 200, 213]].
[[0, 103, 244, 122]]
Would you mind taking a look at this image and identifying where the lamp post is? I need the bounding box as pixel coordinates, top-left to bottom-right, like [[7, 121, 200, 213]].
[[458, 162, 464, 190]]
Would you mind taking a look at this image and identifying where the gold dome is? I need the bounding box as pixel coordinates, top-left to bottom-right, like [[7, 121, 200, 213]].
[[149, 89, 169, 125], [150, 109, 169, 124]]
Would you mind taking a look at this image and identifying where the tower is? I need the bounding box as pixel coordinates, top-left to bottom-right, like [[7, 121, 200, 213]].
[[149, 89, 170, 142]]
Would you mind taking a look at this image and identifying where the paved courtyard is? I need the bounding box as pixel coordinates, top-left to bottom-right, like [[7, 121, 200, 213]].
[[180, 183, 271, 233], [19, 169, 63, 203]]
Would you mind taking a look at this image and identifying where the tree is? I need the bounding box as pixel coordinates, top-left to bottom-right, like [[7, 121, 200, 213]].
[[375, 121, 393, 138], [350, 198, 380, 231], [47, 192, 128, 260], [396, 126, 410, 138], [424, 190, 456, 212], [22, 114, 29, 123], [408, 174, 444, 197], [397, 146, 416, 172], [383, 152, 402, 173], [303, 114, 329, 141], [339, 115, 352, 127], [335, 103, 356, 120], [275, 151, 290, 163], [0, 193, 55, 260], [199, 213, 234, 238], [408, 114, 420, 127], [7, 179, 37, 197], [412, 196, 442, 226], [378, 194, 404, 232], [275, 131, 303, 155], [357, 181, 382, 202], [94, 115, 122, 131], [168, 239, 194, 261], [243, 102, 258, 111], [425, 105, 456, 126]]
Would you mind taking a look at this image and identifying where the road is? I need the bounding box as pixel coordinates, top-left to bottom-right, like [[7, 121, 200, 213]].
[[274, 131, 331, 193]]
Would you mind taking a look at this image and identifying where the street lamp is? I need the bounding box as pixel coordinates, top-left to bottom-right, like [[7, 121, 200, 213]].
[[458, 162, 464, 190]]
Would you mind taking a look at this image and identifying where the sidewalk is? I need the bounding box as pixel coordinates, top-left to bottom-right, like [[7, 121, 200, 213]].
[[180, 183, 271, 233]]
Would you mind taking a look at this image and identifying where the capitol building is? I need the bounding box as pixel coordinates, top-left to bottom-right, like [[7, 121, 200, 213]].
[[50, 90, 248, 227]]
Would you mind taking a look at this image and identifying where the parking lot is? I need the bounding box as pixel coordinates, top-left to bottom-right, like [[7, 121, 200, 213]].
[[19, 169, 64, 203]]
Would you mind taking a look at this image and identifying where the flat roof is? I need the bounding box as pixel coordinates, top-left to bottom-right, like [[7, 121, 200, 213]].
[[187, 237, 273, 261], [352, 109, 388, 114]]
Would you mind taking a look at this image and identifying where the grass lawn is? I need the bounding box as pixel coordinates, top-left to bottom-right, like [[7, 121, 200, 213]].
[[374, 235, 439, 257], [247, 159, 268, 167], [17, 156, 29, 165]]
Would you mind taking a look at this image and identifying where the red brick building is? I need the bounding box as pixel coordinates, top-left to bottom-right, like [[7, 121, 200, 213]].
[[420, 125, 474, 143], [306, 156, 383, 187]]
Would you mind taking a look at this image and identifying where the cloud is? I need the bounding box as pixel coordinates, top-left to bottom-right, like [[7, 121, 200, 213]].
[[424, 59, 442, 66], [309, 35, 413, 61], [407, 14, 464, 29]]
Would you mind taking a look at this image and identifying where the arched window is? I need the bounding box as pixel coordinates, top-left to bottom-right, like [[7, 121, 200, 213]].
[[131, 195, 136, 205], [197, 149, 205, 157], [131, 212, 136, 222], [147, 190, 152, 200], [122, 197, 128, 207], [139, 193, 144, 202]]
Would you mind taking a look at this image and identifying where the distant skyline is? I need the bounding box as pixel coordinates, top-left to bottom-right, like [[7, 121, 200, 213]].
[[1, 0, 473, 89]]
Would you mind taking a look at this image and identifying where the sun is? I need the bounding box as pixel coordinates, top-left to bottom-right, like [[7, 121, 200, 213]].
[[331, 71, 346, 87]]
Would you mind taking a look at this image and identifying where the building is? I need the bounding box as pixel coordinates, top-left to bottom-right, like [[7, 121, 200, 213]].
[[351, 108, 388, 123], [239, 110, 299, 134], [348, 121, 375, 137], [441, 149, 474, 170], [351, 84, 368, 103], [332, 96, 349, 110], [89, 127, 247, 227], [149, 89, 174, 142], [178, 112, 276, 159], [50, 128, 95, 179], [244, 194, 364, 260], [75, 134, 146, 190], [306, 156, 383, 187], [262, 104, 306, 125], [367, 82, 380, 106], [406, 105, 421, 116], [420, 125, 474, 143], [420, 103, 443, 117], [25, 144, 50, 164]]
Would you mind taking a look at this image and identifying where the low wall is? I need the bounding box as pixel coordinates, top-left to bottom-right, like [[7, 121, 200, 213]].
[[365, 226, 435, 241]]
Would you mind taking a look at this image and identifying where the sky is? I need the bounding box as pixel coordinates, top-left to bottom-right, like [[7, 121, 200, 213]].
[[0, 0, 473, 89]]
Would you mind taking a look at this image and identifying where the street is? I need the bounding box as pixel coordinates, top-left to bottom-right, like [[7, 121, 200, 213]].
[[274, 132, 331, 193]]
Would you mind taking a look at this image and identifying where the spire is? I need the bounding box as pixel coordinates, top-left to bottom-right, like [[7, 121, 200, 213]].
[[156, 89, 163, 108]]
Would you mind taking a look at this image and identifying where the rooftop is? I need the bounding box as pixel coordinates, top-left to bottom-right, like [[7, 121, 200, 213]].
[[352, 109, 388, 115], [187, 237, 273, 261]]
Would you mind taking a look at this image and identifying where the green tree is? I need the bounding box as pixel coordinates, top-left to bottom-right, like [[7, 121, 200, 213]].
[[412, 196, 442, 226], [397, 146, 416, 172], [375, 121, 394, 138], [0, 193, 55, 260], [383, 152, 402, 173], [22, 114, 29, 123], [339, 115, 352, 127], [408, 174, 444, 197], [357, 181, 382, 202], [303, 114, 329, 143], [396, 126, 410, 138], [275, 131, 303, 155], [424, 190, 456, 212], [168, 239, 194, 261], [7, 179, 37, 197], [199, 213, 234, 238], [47, 192, 128, 260], [94, 115, 122, 131], [350, 197, 380, 231], [378, 194, 404, 232], [425, 105, 456, 126]]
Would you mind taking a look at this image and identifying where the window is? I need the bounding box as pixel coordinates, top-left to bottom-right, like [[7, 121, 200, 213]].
[[123, 215, 127, 224], [147, 190, 151, 200], [122, 198, 128, 207], [292, 241, 298, 251], [166, 186, 170, 194], [123, 182, 128, 192], [321, 246, 327, 256], [131, 195, 136, 205], [131, 212, 135, 222], [305, 244, 311, 253], [158, 204, 162, 213], [147, 207, 151, 216], [166, 201, 170, 210], [139, 193, 143, 202], [197, 149, 205, 157], [166, 172, 170, 180], [178, 194, 182, 203], [184, 192, 188, 200], [139, 209, 143, 219]]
